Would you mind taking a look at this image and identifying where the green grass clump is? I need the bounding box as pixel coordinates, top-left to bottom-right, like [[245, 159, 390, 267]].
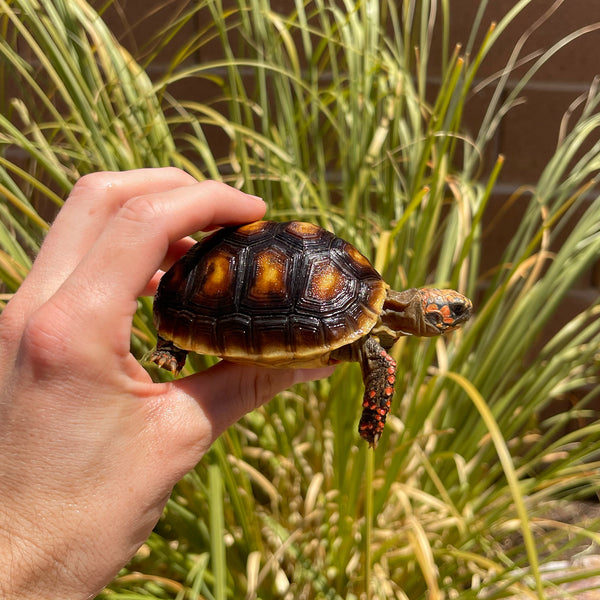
[[1, 1, 600, 598]]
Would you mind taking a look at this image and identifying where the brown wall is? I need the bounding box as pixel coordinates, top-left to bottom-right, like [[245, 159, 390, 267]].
[[446, 1, 600, 187], [100, 1, 600, 188], [450, 1, 600, 322]]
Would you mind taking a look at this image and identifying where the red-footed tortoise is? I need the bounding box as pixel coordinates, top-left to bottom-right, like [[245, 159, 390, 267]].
[[149, 220, 472, 447]]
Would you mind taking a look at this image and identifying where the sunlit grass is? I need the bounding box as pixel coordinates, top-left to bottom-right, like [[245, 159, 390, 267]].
[[1, 0, 600, 598]]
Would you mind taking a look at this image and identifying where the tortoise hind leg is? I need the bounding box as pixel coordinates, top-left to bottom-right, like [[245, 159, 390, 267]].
[[149, 335, 188, 375], [357, 336, 397, 448]]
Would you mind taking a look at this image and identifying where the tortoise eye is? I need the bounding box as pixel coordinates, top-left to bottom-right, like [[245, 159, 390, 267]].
[[450, 302, 467, 316], [449, 299, 473, 324]]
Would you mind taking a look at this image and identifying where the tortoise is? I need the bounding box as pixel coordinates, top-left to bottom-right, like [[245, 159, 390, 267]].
[[150, 220, 472, 447]]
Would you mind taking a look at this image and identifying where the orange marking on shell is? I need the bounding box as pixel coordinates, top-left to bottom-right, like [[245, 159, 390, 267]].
[[285, 221, 322, 237], [307, 260, 347, 302], [344, 242, 373, 269], [238, 221, 269, 234], [251, 248, 288, 298], [384, 386, 393, 396], [196, 251, 234, 297]]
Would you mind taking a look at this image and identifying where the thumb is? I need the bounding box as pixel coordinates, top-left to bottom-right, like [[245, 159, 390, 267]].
[[154, 361, 335, 465]]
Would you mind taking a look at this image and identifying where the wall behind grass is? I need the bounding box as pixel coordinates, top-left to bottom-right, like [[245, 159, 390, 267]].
[[442, 1, 600, 296], [96, 0, 600, 324]]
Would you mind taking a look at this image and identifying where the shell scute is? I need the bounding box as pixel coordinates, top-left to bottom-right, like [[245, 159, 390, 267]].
[[304, 255, 352, 305], [237, 220, 272, 236], [217, 313, 253, 356], [190, 247, 237, 307], [246, 247, 291, 305], [342, 241, 375, 273]]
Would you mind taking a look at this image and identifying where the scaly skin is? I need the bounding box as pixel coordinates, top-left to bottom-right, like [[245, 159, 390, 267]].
[[356, 337, 397, 448], [333, 287, 472, 447]]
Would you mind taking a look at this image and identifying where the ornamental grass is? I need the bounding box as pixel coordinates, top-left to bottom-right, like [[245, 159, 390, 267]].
[[1, 1, 599, 598]]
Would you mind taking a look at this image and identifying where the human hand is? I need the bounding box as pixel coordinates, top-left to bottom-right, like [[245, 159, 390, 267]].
[[0, 168, 333, 599]]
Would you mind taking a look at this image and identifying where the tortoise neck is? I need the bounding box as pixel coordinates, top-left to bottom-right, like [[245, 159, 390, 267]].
[[380, 288, 426, 337]]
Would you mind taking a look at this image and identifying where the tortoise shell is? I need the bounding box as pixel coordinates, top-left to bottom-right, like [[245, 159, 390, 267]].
[[153, 220, 387, 367]]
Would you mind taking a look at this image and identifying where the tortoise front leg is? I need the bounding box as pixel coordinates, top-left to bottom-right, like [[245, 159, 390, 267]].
[[357, 336, 397, 448], [149, 335, 188, 375]]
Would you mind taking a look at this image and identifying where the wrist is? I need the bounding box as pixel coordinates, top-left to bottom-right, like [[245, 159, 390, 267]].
[[0, 509, 85, 600]]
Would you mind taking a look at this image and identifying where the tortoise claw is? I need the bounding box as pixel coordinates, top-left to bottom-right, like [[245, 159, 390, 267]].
[[148, 337, 188, 375]]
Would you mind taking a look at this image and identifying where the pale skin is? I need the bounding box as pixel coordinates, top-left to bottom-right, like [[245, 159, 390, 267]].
[[0, 168, 334, 600]]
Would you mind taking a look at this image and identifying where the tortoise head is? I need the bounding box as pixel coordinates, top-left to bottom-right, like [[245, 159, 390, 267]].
[[418, 288, 473, 334], [381, 287, 473, 338]]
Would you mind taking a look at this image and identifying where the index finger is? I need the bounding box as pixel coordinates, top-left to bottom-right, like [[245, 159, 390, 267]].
[[54, 180, 266, 341]]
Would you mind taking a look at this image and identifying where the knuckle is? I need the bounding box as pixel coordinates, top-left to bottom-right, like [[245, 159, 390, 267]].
[[70, 171, 116, 199], [198, 179, 232, 198], [64, 172, 121, 215], [162, 166, 196, 183], [197, 179, 221, 192], [119, 194, 162, 225], [18, 302, 73, 374]]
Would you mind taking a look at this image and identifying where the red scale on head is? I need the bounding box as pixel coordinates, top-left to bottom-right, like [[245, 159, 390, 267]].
[[441, 304, 456, 324]]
